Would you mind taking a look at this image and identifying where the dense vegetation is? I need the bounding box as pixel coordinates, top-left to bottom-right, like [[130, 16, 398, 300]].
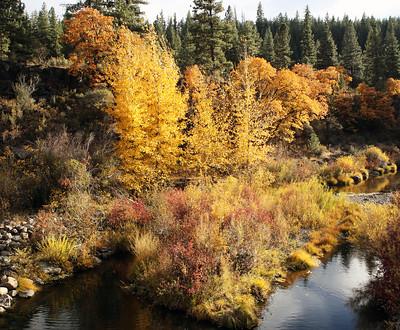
[[1, 0, 400, 328]]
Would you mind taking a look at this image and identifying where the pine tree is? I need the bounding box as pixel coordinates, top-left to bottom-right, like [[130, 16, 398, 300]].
[[191, 0, 230, 74], [317, 18, 338, 68], [37, 3, 50, 45], [0, 0, 31, 62], [358, 13, 371, 50], [341, 21, 364, 84], [300, 6, 317, 66], [223, 6, 240, 64], [154, 11, 167, 40], [48, 7, 61, 57], [166, 15, 181, 55], [290, 11, 302, 63], [238, 20, 261, 58], [261, 27, 275, 63], [66, 0, 148, 31], [256, 2, 267, 38], [274, 18, 292, 68], [364, 25, 385, 87], [178, 12, 196, 69], [384, 19, 400, 80]]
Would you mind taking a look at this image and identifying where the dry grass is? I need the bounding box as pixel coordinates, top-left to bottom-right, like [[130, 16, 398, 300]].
[[17, 277, 39, 293], [37, 235, 77, 268], [287, 249, 319, 270]]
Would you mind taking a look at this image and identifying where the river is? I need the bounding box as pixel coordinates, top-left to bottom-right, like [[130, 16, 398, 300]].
[[0, 244, 385, 330]]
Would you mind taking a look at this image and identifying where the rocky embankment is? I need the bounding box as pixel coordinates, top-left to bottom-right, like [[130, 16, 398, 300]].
[[0, 217, 115, 315], [0, 219, 36, 314], [346, 192, 393, 205]]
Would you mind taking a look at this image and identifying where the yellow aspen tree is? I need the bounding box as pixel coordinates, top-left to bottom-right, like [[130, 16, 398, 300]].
[[105, 28, 187, 191], [183, 65, 230, 177], [228, 57, 276, 169], [263, 68, 327, 142]]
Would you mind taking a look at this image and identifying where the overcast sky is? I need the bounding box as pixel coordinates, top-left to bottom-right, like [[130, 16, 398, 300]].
[[25, 0, 400, 21]]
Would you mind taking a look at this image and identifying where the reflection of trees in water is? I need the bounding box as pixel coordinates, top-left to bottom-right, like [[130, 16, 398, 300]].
[[350, 285, 387, 330], [1, 255, 217, 330], [338, 244, 353, 269]]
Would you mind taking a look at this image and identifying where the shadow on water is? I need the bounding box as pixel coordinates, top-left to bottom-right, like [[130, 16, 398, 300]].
[[0, 247, 386, 330]]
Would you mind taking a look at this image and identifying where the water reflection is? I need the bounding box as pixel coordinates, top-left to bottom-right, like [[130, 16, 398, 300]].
[[0, 247, 385, 330], [0, 256, 217, 330], [336, 173, 400, 194], [260, 245, 384, 330]]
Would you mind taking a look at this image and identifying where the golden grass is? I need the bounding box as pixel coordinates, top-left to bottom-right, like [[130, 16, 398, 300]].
[[37, 235, 77, 267], [128, 230, 159, 262], [287, 249, 319, 271], [304, 242, 323, 256], [18, 277, 39, 293]]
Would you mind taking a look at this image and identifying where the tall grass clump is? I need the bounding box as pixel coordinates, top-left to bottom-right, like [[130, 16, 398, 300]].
[[37, 235, 77, 268]]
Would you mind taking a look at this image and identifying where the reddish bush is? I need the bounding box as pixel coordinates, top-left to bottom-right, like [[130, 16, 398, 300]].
[[169, 240, 217, 296], [107, 198, 152, 229], [164, 189, 190, 221]]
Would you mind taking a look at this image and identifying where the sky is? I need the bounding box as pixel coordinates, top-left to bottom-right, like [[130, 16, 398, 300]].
[[25, 0, 400, 21]]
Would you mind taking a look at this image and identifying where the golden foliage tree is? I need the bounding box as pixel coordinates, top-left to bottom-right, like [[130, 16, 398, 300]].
[[105, 28, 186, 191], [226, 58, 330, 168], [183, 65, 229, 176], [227, 57, 277, 168], [64, 8, 117, 85]]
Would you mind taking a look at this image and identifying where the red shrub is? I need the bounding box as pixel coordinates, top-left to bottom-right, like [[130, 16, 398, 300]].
[[107, 198, 152, 229], [169, 240, 217, 296], [164, 189, 190, 221]]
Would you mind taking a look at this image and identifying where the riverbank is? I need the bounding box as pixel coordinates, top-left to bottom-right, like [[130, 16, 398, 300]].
[[1, 174, 398, 327]]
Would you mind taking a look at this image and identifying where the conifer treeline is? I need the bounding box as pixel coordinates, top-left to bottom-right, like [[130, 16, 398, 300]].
[[0, 1, 63, 62], [1, 0, 400, 89], [156, 1, 400, 87]]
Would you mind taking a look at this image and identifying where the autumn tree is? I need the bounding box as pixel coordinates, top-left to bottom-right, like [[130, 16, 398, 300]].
[[227, 57, 277, 168], [225, 58, 330, 168], [183, 66, 229, 175], [64, 8, 117, 84], [356, 83, 396, 126], [105, 29, 187, 191]]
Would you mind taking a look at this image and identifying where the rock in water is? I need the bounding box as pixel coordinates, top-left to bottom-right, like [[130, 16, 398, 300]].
[[0, 287, 8, 295], [18, 290, 35, 298], [0, 294, 12, 309], [1, 277, 18, 290]]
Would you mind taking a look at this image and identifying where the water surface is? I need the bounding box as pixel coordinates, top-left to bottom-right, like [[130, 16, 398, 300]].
[[0, 246, 384, 330], [336, 173, 400, 194]]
